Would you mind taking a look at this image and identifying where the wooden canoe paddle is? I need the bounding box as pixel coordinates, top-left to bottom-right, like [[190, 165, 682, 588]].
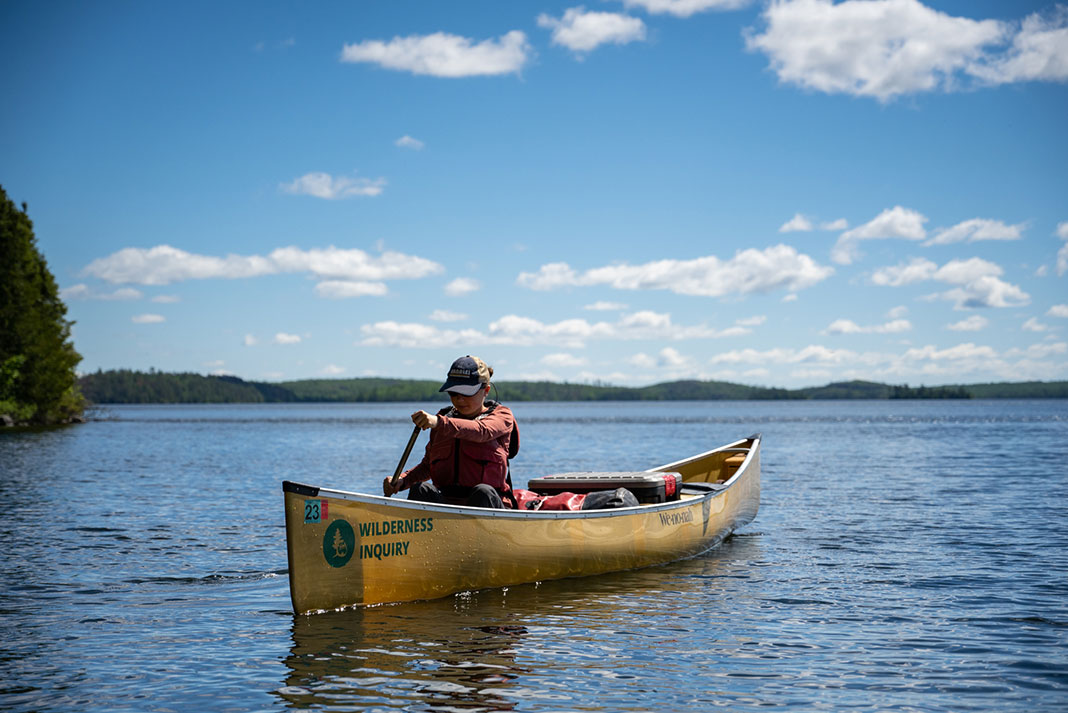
[[387, 424, 422, 497]]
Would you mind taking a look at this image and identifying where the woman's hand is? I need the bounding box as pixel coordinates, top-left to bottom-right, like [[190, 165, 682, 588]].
[[411, 410, 439, 430]]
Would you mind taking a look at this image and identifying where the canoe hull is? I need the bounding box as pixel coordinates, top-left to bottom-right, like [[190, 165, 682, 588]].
[[284, 435, 760, 612]]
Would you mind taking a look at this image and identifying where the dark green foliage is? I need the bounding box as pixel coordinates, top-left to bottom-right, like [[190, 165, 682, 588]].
[[80, 370, 274, 404], [800, 380, 893, 399], [77, 369, 1066, 404], [217, 375, 300, 402], [956, 381, 1068, 398], [0, 187, 83, 424], [282, 378, 445, 402], [796, 380, 972, 399], [888, 383, 971, 399]]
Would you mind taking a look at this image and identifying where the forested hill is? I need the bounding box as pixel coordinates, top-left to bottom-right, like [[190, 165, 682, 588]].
[[77, 370, 1068, 404]]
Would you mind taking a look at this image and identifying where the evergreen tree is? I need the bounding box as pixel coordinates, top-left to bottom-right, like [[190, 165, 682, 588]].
[[0, 186, 84, 424]]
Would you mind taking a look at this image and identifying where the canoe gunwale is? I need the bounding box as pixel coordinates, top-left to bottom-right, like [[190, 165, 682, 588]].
[[283, 479, 723, 521]]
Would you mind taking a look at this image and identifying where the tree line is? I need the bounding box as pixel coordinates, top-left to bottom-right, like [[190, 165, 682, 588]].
[[1, 186, 84, 426], [76, 371, 1068, 404]]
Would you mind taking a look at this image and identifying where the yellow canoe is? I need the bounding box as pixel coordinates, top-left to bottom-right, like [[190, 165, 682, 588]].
[[282, 434, 760, 613]]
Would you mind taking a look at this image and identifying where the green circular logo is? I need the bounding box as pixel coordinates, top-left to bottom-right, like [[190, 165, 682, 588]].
[[323, 519, 355, 568]]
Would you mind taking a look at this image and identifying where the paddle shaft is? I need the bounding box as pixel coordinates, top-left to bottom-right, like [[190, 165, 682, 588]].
[[388, 424, 422, 495]]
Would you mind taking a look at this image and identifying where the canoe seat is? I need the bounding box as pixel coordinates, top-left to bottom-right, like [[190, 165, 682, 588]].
[[717, 452, 748, 483], [527, 471, 682, 504]]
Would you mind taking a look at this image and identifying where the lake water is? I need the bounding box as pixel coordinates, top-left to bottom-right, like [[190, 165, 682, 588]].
[[1, 399, 1066, 712]]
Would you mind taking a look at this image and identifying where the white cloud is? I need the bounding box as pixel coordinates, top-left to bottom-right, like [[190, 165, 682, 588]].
[[736, 315, 767, 327], [833, 206, 928, 265], [779, 213, 813, 232], [902, 342, 999, 363], [1048, 304, 1068, 318], [541, 352, 589, 368], [887, 305, 908, 319], [933, 258, 1030, 309], [510, 369, 563, 382], [61, 284, 143, 301], [871, 257, 938, 286], [1058, 221, 1068, 276], [947, 315, 988, 332], [624, 0, 752, 17], [969, 7, 1068, 85], [538, 8, 646, 53], [780, 213, 849, 232], [83, 244, 442, 289], [321, 364, 346, 375], [584, 301, 628, 311], [517, 263, 579, 290], [361, 310, 752, 348], [340, 31, 532, 77], [657, 346, 691, 368], [872, 256, 1030, 309], [274, 333, 302, 345], [704, 339, 1067, 384], [822, 318, 911, 335], [911, 341, 1068, 381], [429, 309, 468, 322], [151, 294, 180, 303], [745, 0, 1068, 102], [314, 280, 389, 298], [282, 171, 385, 199], [628, 352, 657, 369], [445, 277, 481, 296], [1005, 342, 1067, 360], [85, 245, 273, 285], [395, 135, 425, 150], [622, 347, 704, 379], [517, 244, 833, 297], [359, 321, 488, 349], [269, 246, 441, 281], [244, 334, 258, 347], [131, 314, 165, 324], [925, 218, 1026, 246], [709, 344, 864, 367], [1022, 317, 1049, 332], [747, 0, 1003, 101]]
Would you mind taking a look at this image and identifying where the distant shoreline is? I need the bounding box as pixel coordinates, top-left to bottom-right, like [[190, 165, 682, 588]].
[[77, 369, 1068, 404]]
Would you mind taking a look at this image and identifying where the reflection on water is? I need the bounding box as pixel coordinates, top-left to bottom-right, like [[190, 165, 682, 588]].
[[278, 545, 749, 712], [282, 604, 527, 711]]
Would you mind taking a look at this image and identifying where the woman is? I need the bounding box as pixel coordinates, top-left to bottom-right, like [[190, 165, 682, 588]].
[[382, 355, 517, 508]]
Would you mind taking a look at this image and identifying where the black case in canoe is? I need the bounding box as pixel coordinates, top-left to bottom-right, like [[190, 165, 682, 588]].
[[527, 471, 683, 504]]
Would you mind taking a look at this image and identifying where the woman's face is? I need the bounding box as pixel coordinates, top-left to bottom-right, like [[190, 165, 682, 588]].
[[449, 385, 489, 417]]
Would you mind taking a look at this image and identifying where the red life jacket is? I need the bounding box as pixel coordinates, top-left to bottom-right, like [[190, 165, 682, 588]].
[[425, 401, 518, 495]]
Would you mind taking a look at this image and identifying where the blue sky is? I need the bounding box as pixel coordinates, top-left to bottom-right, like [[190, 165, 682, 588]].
[[3, 0, 1066, 388]]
